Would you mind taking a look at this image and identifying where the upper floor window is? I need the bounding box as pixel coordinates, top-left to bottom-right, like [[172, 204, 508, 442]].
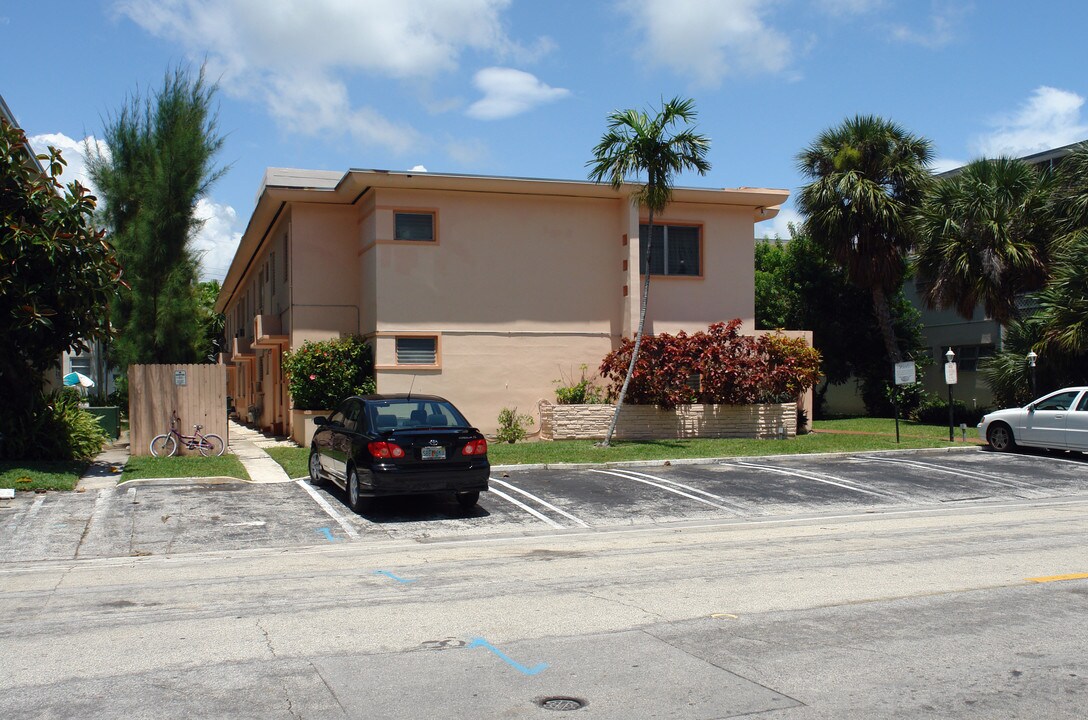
[[395, 212, 436, 242], [639, 223, 700, 276]]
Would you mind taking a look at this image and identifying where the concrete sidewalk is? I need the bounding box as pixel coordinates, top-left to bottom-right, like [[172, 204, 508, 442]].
[[76, 421, 301, 490], [227, 420, 298, 484]]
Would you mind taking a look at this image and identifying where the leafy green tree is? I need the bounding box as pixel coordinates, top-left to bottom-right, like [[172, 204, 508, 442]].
[[0, 120, 120, 458], [195, 280, 226, 362], [755, 226, 927, 416], [797, 115, 933, 364], [914, 157, 1053, 324], [587, 96, 711, 446], [88, 64, 226, 368]]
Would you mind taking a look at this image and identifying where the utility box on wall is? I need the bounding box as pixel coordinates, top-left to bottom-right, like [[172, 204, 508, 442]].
[[128, 364, 228, 456]]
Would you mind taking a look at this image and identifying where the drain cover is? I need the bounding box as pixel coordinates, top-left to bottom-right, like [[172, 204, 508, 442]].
[[539, 696, 585, 711]]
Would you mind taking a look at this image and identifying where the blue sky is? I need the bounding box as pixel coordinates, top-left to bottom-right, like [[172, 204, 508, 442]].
[[4, 1, 1087, 282]]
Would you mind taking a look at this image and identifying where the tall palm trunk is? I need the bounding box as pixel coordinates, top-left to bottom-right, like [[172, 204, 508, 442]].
[[871, 285, 902, 364], [602, 207, 655, 446]]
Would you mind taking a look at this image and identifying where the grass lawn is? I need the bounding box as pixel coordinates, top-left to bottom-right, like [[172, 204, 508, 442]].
[[263, 423, 973, 472], [813, 417, 983, 443], [266, 447, 309, 479], [0, 461, 88, 492], [122, 454, 250, 482]]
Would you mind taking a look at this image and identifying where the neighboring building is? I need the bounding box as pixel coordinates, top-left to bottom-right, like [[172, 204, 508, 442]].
[[823, 140, 1084, 415], [215, 168, 788, 439], [908, 140, 1084, 408]]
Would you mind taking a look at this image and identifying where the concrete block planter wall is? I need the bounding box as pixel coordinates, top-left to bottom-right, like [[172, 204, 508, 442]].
[[538, 401, 796, 441], [290, 408, 334, 448]]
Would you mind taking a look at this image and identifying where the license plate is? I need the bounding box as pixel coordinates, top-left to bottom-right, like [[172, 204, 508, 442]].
[[421, 446, 446, 460]]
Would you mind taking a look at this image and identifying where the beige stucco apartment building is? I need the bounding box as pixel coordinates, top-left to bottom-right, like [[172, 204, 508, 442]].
[[215, 167, 788, 440]]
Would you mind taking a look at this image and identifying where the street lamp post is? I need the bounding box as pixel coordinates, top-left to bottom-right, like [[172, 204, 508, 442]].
[[945, 347, 957, 442], [1027, 350, 1038, 399]]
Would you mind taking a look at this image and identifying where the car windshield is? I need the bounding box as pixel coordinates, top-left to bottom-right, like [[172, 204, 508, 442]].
[[367, 399, 470, 432]]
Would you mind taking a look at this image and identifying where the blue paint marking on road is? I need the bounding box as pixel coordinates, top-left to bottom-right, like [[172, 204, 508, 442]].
[[467, 637, 548, 676], [373, 569, 416, 584], [317, 527, 336, 542]]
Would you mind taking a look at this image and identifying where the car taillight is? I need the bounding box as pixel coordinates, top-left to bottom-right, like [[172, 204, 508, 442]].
[[461, 438, 488, 456], [368, 441, 406, 459]]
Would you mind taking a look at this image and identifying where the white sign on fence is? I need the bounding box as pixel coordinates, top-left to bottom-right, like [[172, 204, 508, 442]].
[[894, 361, 917, 385], [174, 370, 187, 386]]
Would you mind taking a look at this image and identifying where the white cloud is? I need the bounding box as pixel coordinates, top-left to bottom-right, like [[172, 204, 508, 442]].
[[930, 156, 967, 174], [408, 165, 428, 172], [115, 0, 527, 150], [619, 0, 790, 86], [756, 207, 802, 240], [815, 0, 884, 15], [466, 67, 570, 120], [974, 86, 1088, 157], [890, 1, 966, 48], [27, 132, 107, 197], [192, 198, 244, 282], [30, 131, 241, 282]]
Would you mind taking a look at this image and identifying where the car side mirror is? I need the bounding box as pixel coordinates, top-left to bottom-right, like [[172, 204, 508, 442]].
[[1027, 404, 1035, 413], [313, 416, 328, 426]]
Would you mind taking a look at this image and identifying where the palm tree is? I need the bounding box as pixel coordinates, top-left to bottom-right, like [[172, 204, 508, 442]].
[[1036, 232, 1088, 356], [914, 157, 1053, 324], [587, 97, 711, 446], [796, 115, 933, 363]]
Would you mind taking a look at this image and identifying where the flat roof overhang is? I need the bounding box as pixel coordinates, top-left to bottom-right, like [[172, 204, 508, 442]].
[[216, 167, 789, 313]]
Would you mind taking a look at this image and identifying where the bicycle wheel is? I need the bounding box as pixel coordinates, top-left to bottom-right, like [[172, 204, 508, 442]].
[[150, 434, 177, 457], [198, 434, 226, 457]]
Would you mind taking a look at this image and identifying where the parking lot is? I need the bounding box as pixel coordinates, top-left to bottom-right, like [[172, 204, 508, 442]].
[[2, 448, 1085, 562]]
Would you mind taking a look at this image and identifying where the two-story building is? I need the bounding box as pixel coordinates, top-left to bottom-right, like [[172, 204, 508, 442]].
[[215, 167, 788, 440]]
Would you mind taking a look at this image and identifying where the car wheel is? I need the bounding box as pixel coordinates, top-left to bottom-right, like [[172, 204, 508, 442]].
[[347, 467, 372, 513], [987, 423, 1016, 452], [455, 491, 480, 512], [308, 449, 324, 485]]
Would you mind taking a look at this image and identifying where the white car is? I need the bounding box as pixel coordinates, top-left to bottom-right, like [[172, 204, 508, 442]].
[[978, 386, 1088, 452]]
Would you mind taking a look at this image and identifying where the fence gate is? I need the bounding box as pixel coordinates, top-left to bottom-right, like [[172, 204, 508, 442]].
[[129, 364, 228, 457]]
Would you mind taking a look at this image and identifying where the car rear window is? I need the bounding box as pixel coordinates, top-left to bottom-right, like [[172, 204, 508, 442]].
[[367, 400, 469, 430]]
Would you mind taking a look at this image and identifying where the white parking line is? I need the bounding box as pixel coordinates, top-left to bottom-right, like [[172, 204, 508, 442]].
[[732, 461, 898, 499], [603, 469, 748, 514], [489, 478, 590, 527], [295, 480, 361, 540], [488, 487, 565, 529], [858, 455, 1048, 492], [590, 469, 741, 512]]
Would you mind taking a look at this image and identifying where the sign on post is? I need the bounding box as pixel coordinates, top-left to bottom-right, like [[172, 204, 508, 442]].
[[944, 362, 958, 385], [894, 361, 917, 385]]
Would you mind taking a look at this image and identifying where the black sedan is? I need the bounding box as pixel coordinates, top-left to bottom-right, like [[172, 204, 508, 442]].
[[307, 394, 489, 512]]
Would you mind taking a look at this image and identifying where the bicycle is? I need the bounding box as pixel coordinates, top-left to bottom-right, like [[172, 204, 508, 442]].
[[149, 411, 226, 457]]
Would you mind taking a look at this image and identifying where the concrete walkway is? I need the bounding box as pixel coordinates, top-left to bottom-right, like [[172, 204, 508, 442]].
[[76, 422, 301, 490], [227, 420, 297, 484]]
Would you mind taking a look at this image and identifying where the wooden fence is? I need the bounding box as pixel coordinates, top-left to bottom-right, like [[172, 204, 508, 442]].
[[129, 364, 228, 456]]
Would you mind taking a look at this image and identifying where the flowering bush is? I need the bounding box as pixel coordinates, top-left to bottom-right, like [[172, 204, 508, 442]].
[[282, 336, 376, 410], [599, 320, 821, 408]]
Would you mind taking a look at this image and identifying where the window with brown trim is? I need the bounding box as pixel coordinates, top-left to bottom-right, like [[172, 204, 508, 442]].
[[639, 223, 700, 276], [394, 212, 435, 242], [395, 336, 437, 365]]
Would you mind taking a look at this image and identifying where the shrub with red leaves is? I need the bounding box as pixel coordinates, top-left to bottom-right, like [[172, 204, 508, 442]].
[[599, 320, 821, 408]]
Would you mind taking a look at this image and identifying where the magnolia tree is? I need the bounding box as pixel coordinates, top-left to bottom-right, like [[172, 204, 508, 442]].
[[0, 120, 120, 458], [598, 320, 821, 409]]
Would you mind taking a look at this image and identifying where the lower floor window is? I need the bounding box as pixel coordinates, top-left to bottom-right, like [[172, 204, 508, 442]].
[[396, 336, 438, 365]]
